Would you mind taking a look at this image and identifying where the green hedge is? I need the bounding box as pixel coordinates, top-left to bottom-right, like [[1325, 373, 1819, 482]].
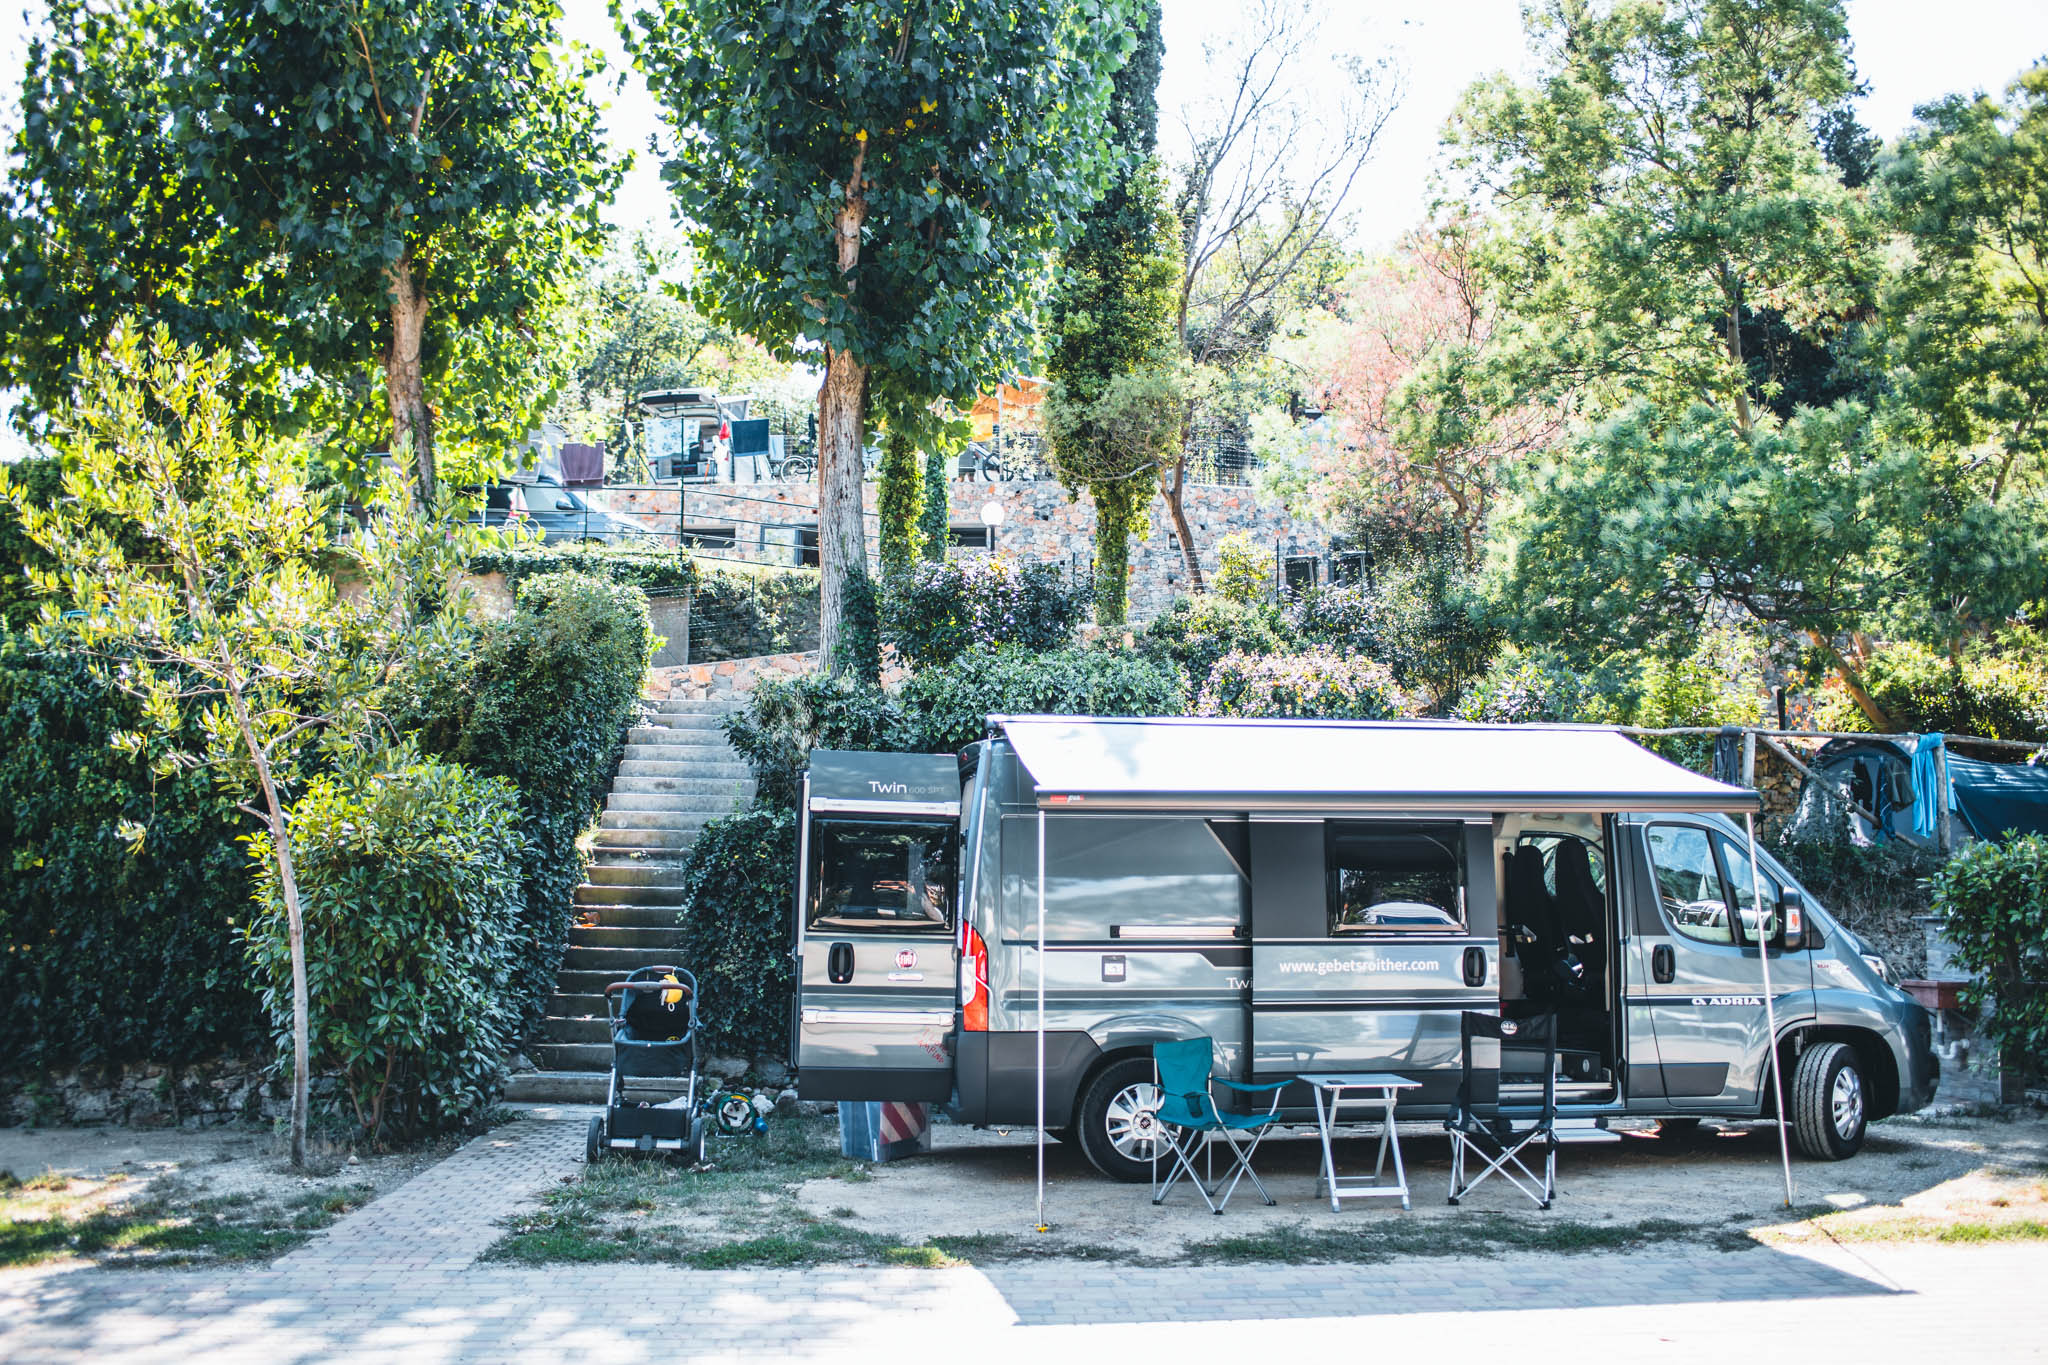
[[723, 672, 912, 811], [0, 630, 263, 1072], [248, 750, 526, 1143], [1931, 833, 2048, 1087], [1196, 648, 1408, 720], [675, 805, 798, 1060], [885, 557, 1083, 670], [398, 572, 654, 1038], [898, 645, 1186, 752], [691, 562, 821, 662], [1138, 595, 1291, 691], [468, 543, 694, 595]]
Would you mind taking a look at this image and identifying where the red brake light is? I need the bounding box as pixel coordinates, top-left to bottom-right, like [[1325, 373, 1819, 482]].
[[961, 924, 989, 1032]]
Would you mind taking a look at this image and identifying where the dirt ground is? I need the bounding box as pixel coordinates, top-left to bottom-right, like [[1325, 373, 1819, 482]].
[[791, 1112, 2048, 1256]]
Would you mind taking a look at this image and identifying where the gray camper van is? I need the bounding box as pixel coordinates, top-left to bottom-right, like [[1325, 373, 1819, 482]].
[[793, 717, 1939, 1182]]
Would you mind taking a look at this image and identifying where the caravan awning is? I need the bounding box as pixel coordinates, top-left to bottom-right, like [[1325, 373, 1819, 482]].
[[993, 715, 1761, 815]]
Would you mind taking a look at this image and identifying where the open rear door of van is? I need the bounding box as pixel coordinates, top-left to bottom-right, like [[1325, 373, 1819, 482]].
[[1248, 818, 1500, 1107], [794, 752, 962, 1103]]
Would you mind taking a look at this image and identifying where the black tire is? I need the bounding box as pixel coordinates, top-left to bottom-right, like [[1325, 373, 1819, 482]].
[[1074, 1057, 1166, 1183], [689, 1117, 708, 1166], [585, 1115, 604, 1165], [1791, 1041, 1868, 1160]]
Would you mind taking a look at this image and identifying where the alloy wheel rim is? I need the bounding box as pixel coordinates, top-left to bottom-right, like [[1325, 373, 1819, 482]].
[[1105, 1082, 1164, 1161], [1831, 1065, 1864, 1139]]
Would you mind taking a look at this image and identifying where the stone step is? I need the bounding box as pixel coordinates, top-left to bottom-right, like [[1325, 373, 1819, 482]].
[[610, 775, 755, 796], [617, 759, 754, 779], [604, 792, 743, 814], [638, 712, 728, 730], [592, 829, 701, 851], [538, 1015, 614, 1045], [601, 811, 716, 832], [547, 993, 608, 1019], [587, 857, 690, 879], [564, 943, 683, 973], [567, 924, 689, 951], [502, 1070, 622, 1104], [654, 697, 745, 713], [626, 727, 734, 748], [585, 863, 688, 888], [557, 968, 656, 996], [532, 1042, 622, 1071], [575, 883, 688, 909]]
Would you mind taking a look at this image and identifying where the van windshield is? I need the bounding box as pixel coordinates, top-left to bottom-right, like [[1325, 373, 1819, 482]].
[[809, 819, 957, 933]]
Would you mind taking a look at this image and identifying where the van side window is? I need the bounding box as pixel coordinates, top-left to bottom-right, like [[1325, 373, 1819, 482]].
[[809, 819, 956, 934], [1325, 821, 1466, 934], [1718, 835, 1785, 946], [1644, 824, 1732, 945]]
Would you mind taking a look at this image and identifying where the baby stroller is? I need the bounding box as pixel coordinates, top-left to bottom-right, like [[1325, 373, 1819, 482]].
[[586, 965, 708, 1164]]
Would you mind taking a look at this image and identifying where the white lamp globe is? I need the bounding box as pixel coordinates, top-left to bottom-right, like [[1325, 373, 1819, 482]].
[[979, 500, 1006, 527]]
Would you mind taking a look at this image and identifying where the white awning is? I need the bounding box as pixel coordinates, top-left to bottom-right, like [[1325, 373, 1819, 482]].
[[993, 715, 1760, 814]]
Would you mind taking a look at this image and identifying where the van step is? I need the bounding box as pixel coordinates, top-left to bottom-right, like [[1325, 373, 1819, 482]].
[[1552, 1119, 1622, 1144]]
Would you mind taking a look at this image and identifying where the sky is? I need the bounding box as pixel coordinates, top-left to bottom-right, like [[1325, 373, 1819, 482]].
[[4, 0, 2048, 455]]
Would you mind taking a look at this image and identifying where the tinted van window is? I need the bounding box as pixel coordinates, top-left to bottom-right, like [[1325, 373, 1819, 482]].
[[809, 820, 956, 933], [1326, 821, 1466, 934], [1645, 824, 1732, 945]]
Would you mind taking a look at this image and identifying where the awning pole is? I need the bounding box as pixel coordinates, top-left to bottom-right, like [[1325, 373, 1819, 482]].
[[1035, 808, 1048, 1232], [1746, 811, 1796, 1207]]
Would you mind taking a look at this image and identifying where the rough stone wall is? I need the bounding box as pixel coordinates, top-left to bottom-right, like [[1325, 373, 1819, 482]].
[[646, 651, 821, 701], [1, 1055, 285, 1128], [591, 479, 1325, 625]]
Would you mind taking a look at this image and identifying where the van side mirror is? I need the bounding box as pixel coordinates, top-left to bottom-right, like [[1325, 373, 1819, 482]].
[[1777, 890, 1805, 951]]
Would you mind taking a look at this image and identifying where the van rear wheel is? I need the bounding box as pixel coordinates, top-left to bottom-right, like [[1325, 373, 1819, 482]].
[[1792, 1041, 1867, 1160], [1076, 1058, 1166, 1183]]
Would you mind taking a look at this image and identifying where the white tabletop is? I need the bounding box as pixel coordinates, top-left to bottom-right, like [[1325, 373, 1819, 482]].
[[1302, 1073, 1421, 1090]]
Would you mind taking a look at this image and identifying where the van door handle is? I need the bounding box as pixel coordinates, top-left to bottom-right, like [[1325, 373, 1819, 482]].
[[1652, 944, 1676, 984], [1462, 946, 1487, 987], [828, 942, 854, 984]]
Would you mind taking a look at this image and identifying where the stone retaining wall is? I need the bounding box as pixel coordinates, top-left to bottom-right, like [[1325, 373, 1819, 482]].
[[646, 651, 821, 701], [0, 1055, 285, 1128], [593, 478, 1327, 624]]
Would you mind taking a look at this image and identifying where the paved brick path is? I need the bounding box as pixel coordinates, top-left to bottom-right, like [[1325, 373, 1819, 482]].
[[4, 1106, 2042, 1362], [273, 1107, 585, 1275]]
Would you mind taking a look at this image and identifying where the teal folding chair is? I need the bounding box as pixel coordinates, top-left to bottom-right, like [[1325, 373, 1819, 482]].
[[1151, 1037, 1289, 1214]]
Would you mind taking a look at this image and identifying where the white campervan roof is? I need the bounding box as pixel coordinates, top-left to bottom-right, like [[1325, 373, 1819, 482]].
[[991, 715, 1760, 815]]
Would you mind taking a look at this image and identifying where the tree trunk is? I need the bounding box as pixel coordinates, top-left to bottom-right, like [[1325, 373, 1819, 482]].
[[1161, 449, 1205, 592], [816, 346, 868, 672], [816, 154, 870, 671], [1724, 304, 1754, 437], [1809, 630, 1895, 731], [385, 255, 435, 507]]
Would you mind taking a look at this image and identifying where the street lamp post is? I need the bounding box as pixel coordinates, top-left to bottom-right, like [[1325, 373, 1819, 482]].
[[980, 499, 1006, 554]]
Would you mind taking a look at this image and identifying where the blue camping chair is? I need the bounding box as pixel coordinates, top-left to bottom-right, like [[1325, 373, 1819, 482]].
[[1151, 1038, 1289, 1214]]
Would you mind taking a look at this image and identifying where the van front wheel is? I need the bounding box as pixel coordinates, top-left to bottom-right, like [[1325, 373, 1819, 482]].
[[1791, 1041, 1867, 1160], [1076, 1058, 1166, 1183]]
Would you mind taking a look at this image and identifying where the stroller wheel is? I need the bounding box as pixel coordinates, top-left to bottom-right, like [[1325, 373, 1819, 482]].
[[586, 1115, 605, 1165], [689, 1117, 708, 1166]]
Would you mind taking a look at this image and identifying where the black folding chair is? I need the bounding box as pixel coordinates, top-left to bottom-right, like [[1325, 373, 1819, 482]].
[[1446, 1010, 1559, 1209]]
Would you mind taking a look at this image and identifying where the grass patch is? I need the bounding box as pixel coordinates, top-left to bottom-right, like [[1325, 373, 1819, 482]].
[[0, 1169, 377, 1270]]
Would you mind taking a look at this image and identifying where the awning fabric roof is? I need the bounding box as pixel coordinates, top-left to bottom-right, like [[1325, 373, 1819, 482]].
[[993, 715, 1761, 814]]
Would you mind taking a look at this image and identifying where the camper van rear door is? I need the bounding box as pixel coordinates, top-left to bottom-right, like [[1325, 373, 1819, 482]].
[[794, 816, 959, 1102]]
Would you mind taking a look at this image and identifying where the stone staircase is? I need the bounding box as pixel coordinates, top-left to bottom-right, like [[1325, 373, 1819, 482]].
[[503, 694, 755, 1103]]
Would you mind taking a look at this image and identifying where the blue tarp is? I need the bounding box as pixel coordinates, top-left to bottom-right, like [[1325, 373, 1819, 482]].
[[1948, 753, 2048, 840]]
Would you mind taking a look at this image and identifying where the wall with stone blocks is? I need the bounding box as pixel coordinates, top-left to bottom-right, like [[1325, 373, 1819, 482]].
[[591, 479, 1326, 624]]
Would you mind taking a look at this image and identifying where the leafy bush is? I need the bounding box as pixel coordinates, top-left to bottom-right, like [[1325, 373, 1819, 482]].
[[1197, 649, 1408, 720], [1138, 594, 1291, 690], [885, 556, 1084, 670], [1584, 631, 1765, 771], [723, 672, 912, 811], [248, 750, 526, 1143], [469, 543, 695, 595], [836, 565, 883, 685], [0, 457, 62, 630], [899, 645, 1188, 752], [1211, 531, 1269, 603], [0, 630, 262, 1073], [1287, 558, 1500, 713], [397, 571, 653, 1037], [1769, 833, 1942, 978], [1931, 833, 2048, 1086], [676, 805, 798, 1061], [1454, 649, 1595, 724], [690, 562, 821, 661], [1812, 639, 2048, 741]]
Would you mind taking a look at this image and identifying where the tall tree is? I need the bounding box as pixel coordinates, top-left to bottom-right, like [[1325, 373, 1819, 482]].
[[1044, 0, 1181, 626], [1164, 0, 1400, 587], [1449, 0, 1873, 437], [0, 0, 620, 503], [624, 0, 1135, 670], [1880, 62, 2048, 504]]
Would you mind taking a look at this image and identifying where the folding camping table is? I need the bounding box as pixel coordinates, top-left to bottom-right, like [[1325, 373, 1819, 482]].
[[1306, 1073, 1420, 1212]]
